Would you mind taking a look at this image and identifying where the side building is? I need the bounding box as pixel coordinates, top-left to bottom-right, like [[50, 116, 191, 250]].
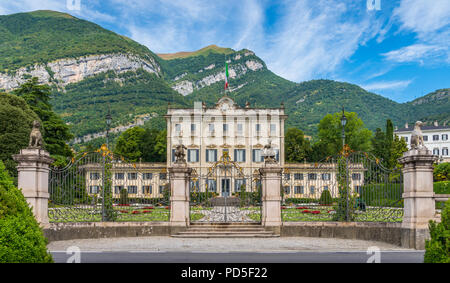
[[395, 122, 450, 162]]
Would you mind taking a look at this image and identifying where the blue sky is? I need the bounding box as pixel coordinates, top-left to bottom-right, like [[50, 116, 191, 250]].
[[0, 0, 449, 103]]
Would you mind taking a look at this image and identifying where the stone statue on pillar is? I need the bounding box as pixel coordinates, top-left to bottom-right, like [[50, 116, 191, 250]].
[[28, 120, 44, 148], [410, 121, 425, 150], [174, 140, 187, 164], [263, 139, 277, 164]]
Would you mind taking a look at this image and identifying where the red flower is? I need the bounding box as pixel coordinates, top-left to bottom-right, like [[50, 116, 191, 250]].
[[143, 206, 154, 209], [165, 206, 170, 209], [119, 210, 128, 213], [118, 204, 130, 207], [302, 210, 310, 213], [311, 211, 321, 214], [297, 206, 308, 210], [132, 211, 140, 214], [142, 210, 152, 213], [281, 206, 287, 209]]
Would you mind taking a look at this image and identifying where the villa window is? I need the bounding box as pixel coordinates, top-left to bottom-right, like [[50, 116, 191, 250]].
[[223, 124, 228, 134], [175, 124, 181, 135], [433, 135, 439, 141], [270, 124, 276, 135], [206, 149, 217, 162], [89, 186, 100, 194], [322, 173, 331, 180], [235, 149, 246, 162], [90, 173, 100, 180], [114, 185, 124, 194], [208, 123, 215, 133], [159, 173, 167, 180], [442, 134, 448, 141], [115, 173, 124, 180], [442, 148, 448, 156], [323, 186, 329, 191], [308, 173, 317, 180], [206, 179, 217, 192], [191, 123, 196, 134], [310, 186, 315, 194], [235, 179, 245, 192], [352, 173, 361, 180], [189, 180, 199, 191], [142, 185, 152, 195], [159, 185, 166, 194], [433, 148, 440, 155], [127, 186, 137, 194], [255, 124, 261, 135], [294, 173, 303, 180], [237, 124, 243, 136], [423, 135, 428, 141], [127, 173, 137, 180], [284, 173, 290, 180], [294, 186, 304, 194], [284, 186, 291, 195], [252, 149, 263, 162], [188, 149, 199, 162], [143, 173, 153, 180]]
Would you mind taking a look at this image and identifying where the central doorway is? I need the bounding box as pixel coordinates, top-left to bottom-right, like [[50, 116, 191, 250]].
[[221, 178, 230, 197], [189, 152, 262, 223]]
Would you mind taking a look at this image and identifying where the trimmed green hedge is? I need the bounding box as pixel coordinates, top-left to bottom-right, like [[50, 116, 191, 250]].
[[0, 161, 53, 263], [434, 181, 450, 194], [424, 199, 450, 263]]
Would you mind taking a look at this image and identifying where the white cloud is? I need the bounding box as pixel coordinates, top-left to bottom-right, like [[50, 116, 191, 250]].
[[260, 0, 382, 82], [383, 0, 450, 65], [382, 44, 446, 64], [361, 79, 413, 91]]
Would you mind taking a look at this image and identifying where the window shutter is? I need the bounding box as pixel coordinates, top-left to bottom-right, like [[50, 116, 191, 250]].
[[196, 149, 199, 162]]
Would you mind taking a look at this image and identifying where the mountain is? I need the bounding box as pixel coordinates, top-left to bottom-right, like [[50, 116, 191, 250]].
[[0, 10, 448, 145]]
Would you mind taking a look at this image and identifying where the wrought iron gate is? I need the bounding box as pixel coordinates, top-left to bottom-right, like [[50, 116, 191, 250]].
[[189, 152, 262, 223], [282, 150, 404, 222], [48, 145, 171, 223]]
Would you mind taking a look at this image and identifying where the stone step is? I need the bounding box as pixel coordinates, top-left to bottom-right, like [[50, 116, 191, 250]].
[[185, 228, 267, 232], [178, 230, 274, 235], [171, 234, 280, 238]]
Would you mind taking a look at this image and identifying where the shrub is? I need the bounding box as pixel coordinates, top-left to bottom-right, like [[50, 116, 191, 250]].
[[424, 199, 450, 263], [0, 161, 53, 263], [434, 181, 450, 194], [434, 162, 450, 181], [119, 188, 128, 205], [319, 190, 333, 205]]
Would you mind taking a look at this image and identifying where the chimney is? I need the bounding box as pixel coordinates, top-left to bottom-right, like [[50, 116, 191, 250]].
[[434, 121, 438, 127], [405, 122, 408, 129]]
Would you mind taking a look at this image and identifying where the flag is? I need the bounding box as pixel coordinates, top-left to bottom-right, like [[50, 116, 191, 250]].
[[224, 61, 229, 90]]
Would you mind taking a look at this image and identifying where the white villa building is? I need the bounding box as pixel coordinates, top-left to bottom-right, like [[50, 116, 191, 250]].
[[395, 122, 450, 162], [84, 95, 365, 199]]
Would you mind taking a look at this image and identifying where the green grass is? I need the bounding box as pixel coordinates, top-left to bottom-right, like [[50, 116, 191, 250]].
[[281, 205, 403, 222]]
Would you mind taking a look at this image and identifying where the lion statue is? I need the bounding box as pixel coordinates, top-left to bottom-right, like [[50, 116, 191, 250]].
[[263, 139, 277, 164], [410, 121, 425, 150], [29, 120, 43, 148], [174, 141, 187, 163]]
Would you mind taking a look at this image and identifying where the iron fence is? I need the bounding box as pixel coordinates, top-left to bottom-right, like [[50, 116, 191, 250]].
[[281, 151, 403, 222], [48, 147, 171, 223]]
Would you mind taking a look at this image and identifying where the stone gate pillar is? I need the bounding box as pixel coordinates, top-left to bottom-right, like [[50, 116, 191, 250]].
[[168, 163, 192, 228], [13, 147, 54, 226], [398, 148, 438, 249], [260, 163, 282, 232]]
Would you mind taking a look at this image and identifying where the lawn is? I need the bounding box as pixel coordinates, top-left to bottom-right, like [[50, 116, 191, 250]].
[[281, 204, 403, 222]]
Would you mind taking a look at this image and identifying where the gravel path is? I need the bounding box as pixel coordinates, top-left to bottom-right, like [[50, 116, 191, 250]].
[[47, 236, 414, 252]]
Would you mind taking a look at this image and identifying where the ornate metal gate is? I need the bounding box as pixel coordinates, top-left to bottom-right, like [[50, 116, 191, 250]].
[[189, 152, 262, 223], [48, 145, 171, 222], [282, 149, 404, 222]]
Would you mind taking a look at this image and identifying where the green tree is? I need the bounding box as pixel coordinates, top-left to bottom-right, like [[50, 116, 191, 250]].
[[115, 126, 166, 162], [0, 160, 53, 263], [424, 199, 450, 263], [316, 111, 372, 158], [13, 77, 73, 159], [0, 93, 40, 180], [371, 128, 387, 165], [285, 128, 312, 162]]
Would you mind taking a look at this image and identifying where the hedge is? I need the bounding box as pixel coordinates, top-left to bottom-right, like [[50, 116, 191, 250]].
[[0, 161, 53, 263]]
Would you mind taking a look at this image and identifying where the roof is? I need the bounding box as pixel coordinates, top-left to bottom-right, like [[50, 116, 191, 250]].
[[395, 125, 450, 133]]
